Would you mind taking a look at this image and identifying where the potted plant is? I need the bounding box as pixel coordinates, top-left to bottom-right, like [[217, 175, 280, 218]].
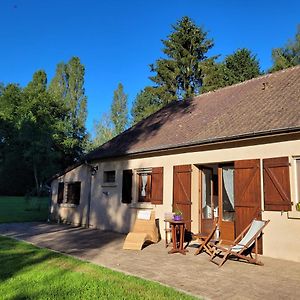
[[173, 209, 183, 221], [296, 202, 300, 212]]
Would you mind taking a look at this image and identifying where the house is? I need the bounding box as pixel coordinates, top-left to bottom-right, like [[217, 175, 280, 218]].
[[50, 66, 300, 262]]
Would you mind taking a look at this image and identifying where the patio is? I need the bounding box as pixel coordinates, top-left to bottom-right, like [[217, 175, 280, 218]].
[[0, 222, 299, 300]]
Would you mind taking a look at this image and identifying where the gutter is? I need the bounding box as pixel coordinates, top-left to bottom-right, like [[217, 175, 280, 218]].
[[88, 126, 300, 162]]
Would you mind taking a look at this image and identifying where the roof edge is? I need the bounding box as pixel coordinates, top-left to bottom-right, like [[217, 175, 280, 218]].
[[90, 126, 300, 161]]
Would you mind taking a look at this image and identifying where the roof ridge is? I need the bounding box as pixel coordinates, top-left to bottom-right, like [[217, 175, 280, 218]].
[[194, 64, 300, 100]]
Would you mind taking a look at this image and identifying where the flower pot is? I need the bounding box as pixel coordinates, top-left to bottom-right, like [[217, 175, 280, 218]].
[[173, 215, 182, 221]]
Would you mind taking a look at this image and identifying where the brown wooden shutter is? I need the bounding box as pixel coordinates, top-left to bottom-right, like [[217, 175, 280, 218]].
[[122, 170, 132, 204], [173, 165, 192, 230], [263, 157, 291, 211], [151, 167, 163, 205], [234, 160, 262, 236], [57, 182, 64, 204], [234, 159, 263, 253]]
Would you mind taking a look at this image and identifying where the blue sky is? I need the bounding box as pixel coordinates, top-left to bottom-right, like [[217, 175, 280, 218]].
[[0, 0, 299, 134]]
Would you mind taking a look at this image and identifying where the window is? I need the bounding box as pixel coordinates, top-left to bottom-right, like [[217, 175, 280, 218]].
[[137, 167, 163, 204], [222, 166, 235, 221], [122, 170, 132, 203], [57, 182, 64, 204], [103, 170, 116, 184], [67, 182, 81, 205]]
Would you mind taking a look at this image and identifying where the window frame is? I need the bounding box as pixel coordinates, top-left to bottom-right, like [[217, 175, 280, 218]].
[[102, 170, 117, 187], [66, 181, 81, 206]]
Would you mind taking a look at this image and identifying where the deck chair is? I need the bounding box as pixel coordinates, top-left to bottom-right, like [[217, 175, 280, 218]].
[[123, 210, 159, 250], [210, 219, 270, 267], [194, 223, 218, 256]]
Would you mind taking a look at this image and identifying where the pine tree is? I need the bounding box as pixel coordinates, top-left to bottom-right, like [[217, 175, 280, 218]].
[[131, 87, 163, 124], [203, 48, 261, 92], [150, 16, 214, 102]]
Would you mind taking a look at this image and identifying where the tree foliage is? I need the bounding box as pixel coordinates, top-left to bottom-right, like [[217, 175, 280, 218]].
[[270, 25, 300, 72], [0, 57, 88, 196], [150, 16, 213, 102], [202, 48, 261, 92], [111, 83, 128, 135], [49, 57, 88, 165], [92, 83, 128, 149], [131, 87, 163, 124]]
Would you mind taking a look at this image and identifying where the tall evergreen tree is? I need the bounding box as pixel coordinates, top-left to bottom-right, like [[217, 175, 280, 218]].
[[270, 25, 300, 72], [203, 48, 261, 92], [48, 57, 88, 165], [150, 16, 214, 102], [131, 87, 163, 125], [111, 83, 128, 135]]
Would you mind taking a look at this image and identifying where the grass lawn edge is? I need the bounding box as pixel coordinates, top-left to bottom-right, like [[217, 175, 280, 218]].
[[0, 234, 200, 299]]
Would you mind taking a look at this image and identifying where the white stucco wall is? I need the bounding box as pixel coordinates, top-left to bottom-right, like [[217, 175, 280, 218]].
[[51, 135, 300, 262], [51, 164, 90, 226]]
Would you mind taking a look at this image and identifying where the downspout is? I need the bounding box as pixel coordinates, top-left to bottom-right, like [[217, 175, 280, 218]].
[[85, 161, 98, 228]]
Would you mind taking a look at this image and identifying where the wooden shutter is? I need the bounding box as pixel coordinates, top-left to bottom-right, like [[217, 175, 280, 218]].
[[67, 182, 81, 205], [263, 157, 291, 211], [173, 165, 192, 230], [234, 160, 262, 236], [151, 167, 163, 205], [122, 170, 132, 204], [57, 182, 64, 204], [235, 159, 262, 253]]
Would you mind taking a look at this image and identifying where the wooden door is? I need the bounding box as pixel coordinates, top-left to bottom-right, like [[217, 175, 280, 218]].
[[234, 159, 262, 252], [200, 168, 214, 235], [173, 165, 192, 231]]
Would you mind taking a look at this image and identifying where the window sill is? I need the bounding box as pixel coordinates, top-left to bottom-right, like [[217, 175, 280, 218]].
[[101, 183, 117, 187], [59, 203, 79, 208], [129, 202, 153, 209], [287, 210, 300, 219]]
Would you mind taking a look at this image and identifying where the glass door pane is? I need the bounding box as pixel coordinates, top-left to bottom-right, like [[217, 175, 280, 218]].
[[202, 168, 213, 219], [222, 166, 235, 221]]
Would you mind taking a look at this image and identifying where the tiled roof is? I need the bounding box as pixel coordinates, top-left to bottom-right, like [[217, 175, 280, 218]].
[[87, 66, 300, 161]]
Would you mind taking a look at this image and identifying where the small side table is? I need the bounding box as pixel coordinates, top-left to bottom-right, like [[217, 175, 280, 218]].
[[165, 219, 190, 255]]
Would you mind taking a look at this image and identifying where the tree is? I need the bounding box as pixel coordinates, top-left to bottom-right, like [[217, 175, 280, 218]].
[[202, 48, 261, 92], [92, 83, 128, 148], [111, 83, 128, 135], [48, 57, 88, 165], [92, 113, 114, 148], [270, 25, 300, 72], [0, 84, 31, 195], [131, 87, 163, 124], [20, 71, 61, 195], [150, 16, 214, 102]]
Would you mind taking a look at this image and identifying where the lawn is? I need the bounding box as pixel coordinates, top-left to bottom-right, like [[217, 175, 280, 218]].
[[0, 196, 49, 223], [0, 236, 197, 300]]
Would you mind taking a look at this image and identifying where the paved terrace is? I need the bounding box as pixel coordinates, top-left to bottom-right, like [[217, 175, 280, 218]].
[[0, 222, 299, 300]]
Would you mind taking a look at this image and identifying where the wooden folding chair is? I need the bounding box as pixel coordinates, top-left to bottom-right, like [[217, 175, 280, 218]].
[[210, 219, 270, 267], [194, 223, 218, 256]]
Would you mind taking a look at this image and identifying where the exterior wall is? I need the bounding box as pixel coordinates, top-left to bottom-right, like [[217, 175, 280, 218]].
[[50, 164, 90, 226], [50, 135, 300, 262]]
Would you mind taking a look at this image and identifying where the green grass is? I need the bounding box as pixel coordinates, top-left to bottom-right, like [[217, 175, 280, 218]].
[[0, 196, 49, 223], [0, 236, 197, 300]]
